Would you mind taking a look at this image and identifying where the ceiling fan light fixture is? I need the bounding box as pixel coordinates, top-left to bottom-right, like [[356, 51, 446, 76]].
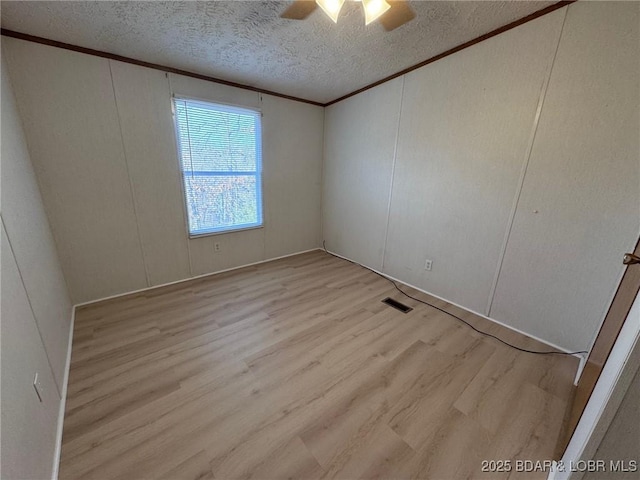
[[315, 0, 346, 23], [362, 0, 391, 25]]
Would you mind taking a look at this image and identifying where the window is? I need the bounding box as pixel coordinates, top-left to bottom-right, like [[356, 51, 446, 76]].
[[173, 98, 263, 236]]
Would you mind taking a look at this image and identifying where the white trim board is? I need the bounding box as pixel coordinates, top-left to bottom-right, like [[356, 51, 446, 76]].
[[574, 355, 588, 386], [324, 247, 582, 357], [74, 247, 322, 308], [51, 307, 75, 480], [550, 291, 640, 480]]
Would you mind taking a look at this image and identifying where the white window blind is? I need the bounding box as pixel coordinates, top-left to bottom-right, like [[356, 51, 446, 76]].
[[173, 98, 263, 236]]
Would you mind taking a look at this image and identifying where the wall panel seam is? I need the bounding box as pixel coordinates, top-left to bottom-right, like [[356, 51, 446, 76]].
[[319, 105, 327, 247], [381, 76, 405, 272], [1, 215, 62, 397], [108, 60, 151, 287], [485, 7, 569, 317]]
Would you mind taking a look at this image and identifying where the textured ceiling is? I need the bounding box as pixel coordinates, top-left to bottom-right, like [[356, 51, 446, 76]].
[[1, 1, 555, 104]]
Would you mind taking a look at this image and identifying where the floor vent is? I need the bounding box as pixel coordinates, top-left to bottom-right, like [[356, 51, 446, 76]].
[[382, 297, 413, 313]]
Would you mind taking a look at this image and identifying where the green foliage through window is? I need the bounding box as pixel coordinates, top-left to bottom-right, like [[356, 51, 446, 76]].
[[173, 98, 263, 235]]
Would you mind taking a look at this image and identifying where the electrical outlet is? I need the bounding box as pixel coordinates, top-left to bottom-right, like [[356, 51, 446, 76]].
[[424, 259, 433, 271], [214, 242, 221, 252], [33, 373, 43, 402]]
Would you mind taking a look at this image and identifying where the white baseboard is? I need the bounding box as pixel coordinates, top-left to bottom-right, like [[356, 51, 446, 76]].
[[324, 247, 581, 357], [74, 247, 323, 308], [72, 245, 578, 357], [51, 306, 75, 480], [574, 353, 588, 386]]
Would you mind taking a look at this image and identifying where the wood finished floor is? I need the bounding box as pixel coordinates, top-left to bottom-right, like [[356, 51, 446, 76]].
[[60, 250, 578, 480]]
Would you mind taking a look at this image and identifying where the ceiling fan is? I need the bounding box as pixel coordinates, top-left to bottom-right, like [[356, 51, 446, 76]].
[[281, 0, 416, 31]]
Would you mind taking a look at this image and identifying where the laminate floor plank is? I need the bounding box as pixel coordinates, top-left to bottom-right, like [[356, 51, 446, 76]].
[[159, 451, 215, 480], [60, 250, 578, 480]]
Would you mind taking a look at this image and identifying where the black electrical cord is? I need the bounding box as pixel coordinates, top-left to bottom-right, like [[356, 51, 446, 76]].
[[322, 241, 588, 357]]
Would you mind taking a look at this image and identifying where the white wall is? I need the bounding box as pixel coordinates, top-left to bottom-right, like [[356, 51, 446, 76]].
[[489, 2, 640, 350], [3, 41, 148, 303], [322, 77, 403, 270], [322, 2, 639, 352], [3, 39, 324, 303], [1, 56, 73, 480], [385, 10, 565, 314]]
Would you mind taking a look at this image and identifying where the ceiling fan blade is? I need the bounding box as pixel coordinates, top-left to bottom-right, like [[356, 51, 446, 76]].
[[380, 0, 416, 31], [281, 1, 318, 20]]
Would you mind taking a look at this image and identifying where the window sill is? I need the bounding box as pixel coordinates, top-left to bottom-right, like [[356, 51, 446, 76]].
[[188, 224, 264, 239]]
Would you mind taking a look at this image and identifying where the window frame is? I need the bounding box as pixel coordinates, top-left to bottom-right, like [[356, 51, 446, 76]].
[[171, 95, 264, 238]]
